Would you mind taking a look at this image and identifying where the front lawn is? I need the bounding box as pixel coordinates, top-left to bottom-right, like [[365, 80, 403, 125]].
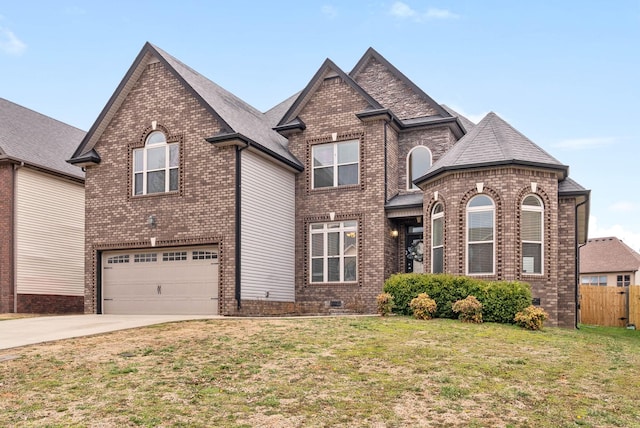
[[1, 317, 638, 427]]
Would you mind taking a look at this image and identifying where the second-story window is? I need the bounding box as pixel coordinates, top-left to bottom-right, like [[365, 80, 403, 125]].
[[312, 140, 359, 189], [407, 146, 432, 190], [133, 131, 179, 195]]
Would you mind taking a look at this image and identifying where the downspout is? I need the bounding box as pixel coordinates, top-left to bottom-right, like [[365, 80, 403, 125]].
[[383, 122, 388, 203], [12, 162, 24, 313], [575, 198, 588, 329], [235, 143, 249, 311]]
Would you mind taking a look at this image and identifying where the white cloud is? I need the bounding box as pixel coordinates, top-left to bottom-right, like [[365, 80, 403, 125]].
[[553, 136, 616, 150], [321, 5, 338, 18], [589, 216, 640, 252], [0, 26, 26, 55], [390, 2, 459, 21], [425, 8, 460, 20], [609, 201, 638, 213]]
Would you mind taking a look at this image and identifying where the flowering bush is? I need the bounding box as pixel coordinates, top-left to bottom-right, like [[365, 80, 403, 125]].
[[452, 295, 483, 323], [409, 293, 437, 320], [514, 305, 549, 330], [376, 293, 394, 317]]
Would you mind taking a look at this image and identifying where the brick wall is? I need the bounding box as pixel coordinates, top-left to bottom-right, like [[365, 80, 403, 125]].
[[17, 294, 83, 313], [287, 75, 391, 313], [353, 58, 439, 119], [421, 167, 577, 327], [84, 60, 238, 315], [0, 163, 14, 313], [397, 127, 456, 194]]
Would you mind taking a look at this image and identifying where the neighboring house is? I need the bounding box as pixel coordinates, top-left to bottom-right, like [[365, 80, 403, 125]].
[[0, 98, 86, 313], [69, 43, 589, 327], [580, 237, 640, 286]]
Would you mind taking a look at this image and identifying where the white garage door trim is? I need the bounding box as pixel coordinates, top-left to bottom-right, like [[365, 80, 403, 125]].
[[102, 245, 219, 315]]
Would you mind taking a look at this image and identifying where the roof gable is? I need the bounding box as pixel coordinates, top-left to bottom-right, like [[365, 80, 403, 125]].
[[350, 47, 450, 119], [70, 42, 301, 170], [580, 237, 640, 273], [416, 112, 568, 183], [276, 58, 382, 128], [0, 98, 85, 179]]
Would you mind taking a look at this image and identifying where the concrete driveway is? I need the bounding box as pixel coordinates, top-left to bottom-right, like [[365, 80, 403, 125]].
[[0, 314, 221, 350]]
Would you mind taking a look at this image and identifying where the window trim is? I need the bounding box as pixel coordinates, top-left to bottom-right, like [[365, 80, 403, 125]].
[[311, 140, 360, 189], [431, 203, 444, 274], [132, 130, 180, 196], [309, 220, 358, 284], [407, 145, 433, 190], [521, 194, 544, 275], [466, 195, 495, 275]]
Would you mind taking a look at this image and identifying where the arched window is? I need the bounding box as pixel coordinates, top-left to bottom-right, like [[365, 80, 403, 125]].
[[431, 203, 444, 273], [522, 194, 543, 274], [133, 131, 179, 195], [407, 146, 432, 190], [467, 195, 494, 275]]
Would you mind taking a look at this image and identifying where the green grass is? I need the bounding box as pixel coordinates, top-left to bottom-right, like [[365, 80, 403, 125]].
[[1, 317, 639, 427]]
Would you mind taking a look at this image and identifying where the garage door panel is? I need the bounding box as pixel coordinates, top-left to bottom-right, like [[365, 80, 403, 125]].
[[102, 246, 219, 315]]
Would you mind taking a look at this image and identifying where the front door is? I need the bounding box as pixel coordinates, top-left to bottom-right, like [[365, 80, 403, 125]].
[[406, 226, 424, 273]]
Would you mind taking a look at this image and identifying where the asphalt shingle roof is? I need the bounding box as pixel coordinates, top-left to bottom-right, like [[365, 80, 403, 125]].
[[416, 112, 568, 183], [0, 98, 85, 179], [580, 237, 640, 273], [151, 45, 301, 169]]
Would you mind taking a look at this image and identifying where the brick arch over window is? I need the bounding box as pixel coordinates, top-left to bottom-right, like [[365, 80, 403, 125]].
[[126, 124, 185, 200], [425, 196, 448, 273], [515, 186, 553, 281], [458, 187, 503, 277]]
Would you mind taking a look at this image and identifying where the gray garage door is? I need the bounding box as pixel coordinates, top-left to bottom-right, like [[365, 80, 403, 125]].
[[102, 246, 219, 315]]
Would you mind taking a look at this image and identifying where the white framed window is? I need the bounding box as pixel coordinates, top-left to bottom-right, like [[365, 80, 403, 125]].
[[581, 275, 608, 286], [617, 274, 631, 287], [133, 131, 179, 195], [312, 140, 359, 189], [407, 146, 432, 190], [310, 220, 357, 283], [134, 253, 157, 263], [431, 203, 444, 273], [107, 255, 129, 264], [522, 195, 544, 274], [163, 251, 187, 261], [466, 195, 494, 275]]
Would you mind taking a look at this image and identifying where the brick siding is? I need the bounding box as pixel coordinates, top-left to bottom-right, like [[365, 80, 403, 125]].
[[0, 163, 14, 313], [84, 61, 238, 315], [421, 167, 577, 327], [17, 294, 83, 313]]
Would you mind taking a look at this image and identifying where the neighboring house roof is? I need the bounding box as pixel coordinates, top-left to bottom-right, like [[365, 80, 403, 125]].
[[0, 98, 85, 180], [580, 237, 640, 274], [70, 42, 302, 171], [415, 112, 568, 184]]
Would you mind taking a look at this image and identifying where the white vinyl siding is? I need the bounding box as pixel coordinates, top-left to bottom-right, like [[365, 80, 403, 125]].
[[240, 150, 296, 302], [15, 168, 84, 296]]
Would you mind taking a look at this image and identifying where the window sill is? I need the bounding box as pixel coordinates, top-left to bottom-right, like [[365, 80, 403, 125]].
[[308, 281, 360, 286], [310, 184, 362, 193], [131, 191, 181, 200]]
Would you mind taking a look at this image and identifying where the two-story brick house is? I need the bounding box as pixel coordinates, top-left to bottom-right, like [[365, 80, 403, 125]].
[[69, 43, 589, 326]]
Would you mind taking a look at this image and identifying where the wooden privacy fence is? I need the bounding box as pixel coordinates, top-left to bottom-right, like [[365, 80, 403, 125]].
[[580, 285, 640, 327]]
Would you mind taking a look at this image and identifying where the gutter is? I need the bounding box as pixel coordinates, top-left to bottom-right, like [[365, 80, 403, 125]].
[[384, 122, 388, 203]]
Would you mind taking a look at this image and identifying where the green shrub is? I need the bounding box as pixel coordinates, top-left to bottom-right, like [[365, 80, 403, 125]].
[[514, 305, 549, 330], [452, 295, 483, 323], [409, 293, 437, 320], [383, 273, 532, 324], [376, 292, 394, 316]]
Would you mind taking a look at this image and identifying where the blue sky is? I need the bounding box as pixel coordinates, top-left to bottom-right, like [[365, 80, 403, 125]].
[[2, 1, 639, 249]]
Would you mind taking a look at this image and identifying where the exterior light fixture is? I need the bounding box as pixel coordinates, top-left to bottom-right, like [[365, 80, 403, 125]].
[[391, 229, 399, 238], [147, 215, 157, 229]]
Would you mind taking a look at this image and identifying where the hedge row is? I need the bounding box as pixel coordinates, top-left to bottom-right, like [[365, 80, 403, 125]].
[[383, 273, 532, 324]]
